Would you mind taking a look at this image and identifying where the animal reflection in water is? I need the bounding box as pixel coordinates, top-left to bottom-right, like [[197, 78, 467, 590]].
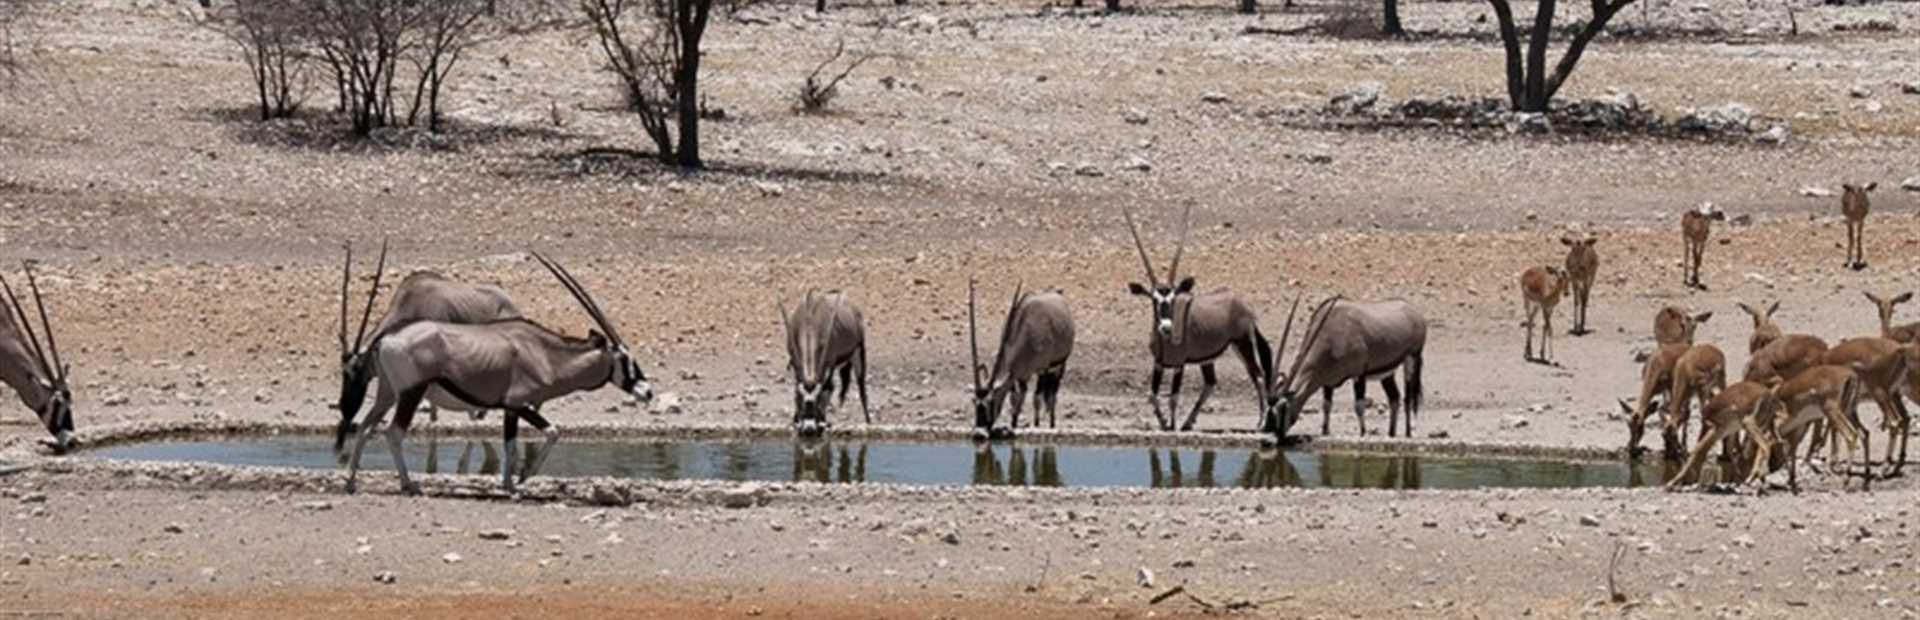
[[412, 437, 533, 477]]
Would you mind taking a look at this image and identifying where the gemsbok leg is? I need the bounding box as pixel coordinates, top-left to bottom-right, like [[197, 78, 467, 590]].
[[1179, 364, 1219, 431], [1148, 367, 1168, 430], [1381, 375, 1403, 438], [1351, 379, 1371, 436], [1167, 367, 1185, 431]]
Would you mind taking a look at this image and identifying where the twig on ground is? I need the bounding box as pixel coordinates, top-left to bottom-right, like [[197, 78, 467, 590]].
[[1607, 541, 1630, 603]]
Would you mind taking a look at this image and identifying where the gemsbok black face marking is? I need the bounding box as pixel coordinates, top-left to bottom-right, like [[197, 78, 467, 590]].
[[1120, 205, 1276, 433], [0, 261, 74, 452]]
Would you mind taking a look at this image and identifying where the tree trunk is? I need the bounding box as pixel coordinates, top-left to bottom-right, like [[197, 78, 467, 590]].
[[1239, 0, 1256, 15], [815, 0, 825, 12], [1382, 0, 1404, 36], [1523, 0, 1555, 111], [674, 31, 702, 168], [1105, 0, 1120, 11], [1486, 0, 1525, 109]]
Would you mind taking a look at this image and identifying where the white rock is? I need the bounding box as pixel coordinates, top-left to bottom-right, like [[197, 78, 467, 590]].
[[1799, 186, 1834, 198], [442, 553, 463, 564], [373, 570, 397, 584], [1901, 176, 1920, 192], [1136, 567, 1156, 588], [721, 483, 764, 509]]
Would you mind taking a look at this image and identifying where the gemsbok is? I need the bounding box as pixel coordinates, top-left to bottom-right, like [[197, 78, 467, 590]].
[[334, 242, 524, 452], [1121, 205, 1275, 432], [967, 279, 1074, 435], [1562, 234, 1599, 335], [1864, 292, 1920, 343], [1840, 182, 1876, 270], [0, 262, 74, 452], [344, 252, 655, 495], [1681, 203, 1725, 290], [1264, 297, 1428, 438], [778, 289, 871, 433], [1518, 265, 1568, 364]]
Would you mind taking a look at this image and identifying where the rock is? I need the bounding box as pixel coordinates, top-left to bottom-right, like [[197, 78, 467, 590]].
[[940, 530, 961, 545], [1904, 82, 1920, 96], [1136, 567, 1155, 588], [1297, 150, 1333, 165], [1120, 156, 1152, 173], [478, 529, 514, 541], [441, 552, 463, 564], [19, 493, 46, 504], [1073, 163, 1104, 178], [1426, 430, 1450, 439], [1501, 415, 1530, 430], [163, 522, 186, 534], [15, 553, 28, 566], [751, 181, 784, 197], [1799, 186, 1834, 198], [1903, 176, 1920, 192], [299, 501, 333, 511], [102, 393, 130, 407], [1755, 124, 1790, 145], [1200, 92, 1229, 104], [720, 483, 765, 509], [1326, 82, 1382, 116], [1850, 84, 1873, 99], [1508, 112, 1550, 134], [373, 571, 397, 584], [1675, 103, 1754, 134], [1579, 514, 1602, 527], [589, 484, 631, 507], [1120, 109, 1149, 125], [1864, 100, 1884, 113], [649, 392, 684, 415]]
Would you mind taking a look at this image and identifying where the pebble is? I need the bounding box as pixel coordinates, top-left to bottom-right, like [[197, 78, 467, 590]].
[[442, 552, 463, 564], [1136, 567, 1155, 588], [163, 522, 186, 534], [721, 483, 764, 509], [478, 529, 514, 541], [1200, 92, 1229, 104], [19, 493, 46, 504], [299, 501, 333, 512], [373, 570, 397, 584], [1579, 515, 1602, 527]]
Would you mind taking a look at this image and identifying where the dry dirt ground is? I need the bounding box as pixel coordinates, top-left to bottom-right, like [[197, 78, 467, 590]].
[[3, 0, 1920, 616]]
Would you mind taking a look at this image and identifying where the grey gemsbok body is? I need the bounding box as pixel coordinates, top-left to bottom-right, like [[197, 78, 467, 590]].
[[344, 252, 653, 495], [0, 262, 74, 451], [968, 280, 1074, 436], [334, 242, 523, 451], [1122, 205, 1275, 432], [1266, 297, 1429, 439], [778, 290, 870, 433]]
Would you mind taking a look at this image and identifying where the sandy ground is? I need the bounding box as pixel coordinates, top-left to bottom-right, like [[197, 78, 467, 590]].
[[3, 0, 1920, 615]]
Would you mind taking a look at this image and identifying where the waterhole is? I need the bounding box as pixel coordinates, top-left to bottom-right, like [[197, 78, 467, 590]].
[[84, 436, 1674, 490]]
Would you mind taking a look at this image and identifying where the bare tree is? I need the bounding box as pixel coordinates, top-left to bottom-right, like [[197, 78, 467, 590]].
[[795, 38, 873, 113], [1486, 0, 1637, 112], [1383, 0, 1404, 36], [406, 0, 489, 132], [213, 0, 309, 120], [306, 0, 428, 135], [583, 0, 715, 168]]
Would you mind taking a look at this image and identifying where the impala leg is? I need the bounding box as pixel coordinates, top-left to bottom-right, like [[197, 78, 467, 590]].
[[1167, 367, 1186, 431], [1351, 379, 1370, 437], [1381, 375, 1402, 438], [521, 407, 560, 485], [1740, 417, 1774, 486], [387, 386, 425, 496], [1893, 398, 1911, 477], [501, 410, 521, 492], [1666, 422, 1730, 491], [1148, 367, 1168, 430], [1523, 301, 1537, 361], [1180, 364, 1217, 432]]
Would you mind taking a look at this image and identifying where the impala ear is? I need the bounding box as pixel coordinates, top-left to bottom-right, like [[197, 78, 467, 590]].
[[1174, 277, 1195, 294], [1765, 300, 1779, 317], [1895, 292, 1913, 305], [1692, 311, 1713, 324], [1583, 238, 1598, 247], [1559, 236, 1574, 247], [1864, 182, 1877, 192], [1128, 283, 1150, 297]]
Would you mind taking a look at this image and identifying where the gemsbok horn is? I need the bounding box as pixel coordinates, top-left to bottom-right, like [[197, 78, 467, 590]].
[[334, 241, 524, 452], [0, 261, 74, 452], [967, 279, 1074, 437], [344, 252, 654, 495], [1121, 205, 1275, 432], [778, 289, 871, 434]]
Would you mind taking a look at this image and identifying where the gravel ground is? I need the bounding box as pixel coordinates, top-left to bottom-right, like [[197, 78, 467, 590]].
[[2, 0, 1920, 616]]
